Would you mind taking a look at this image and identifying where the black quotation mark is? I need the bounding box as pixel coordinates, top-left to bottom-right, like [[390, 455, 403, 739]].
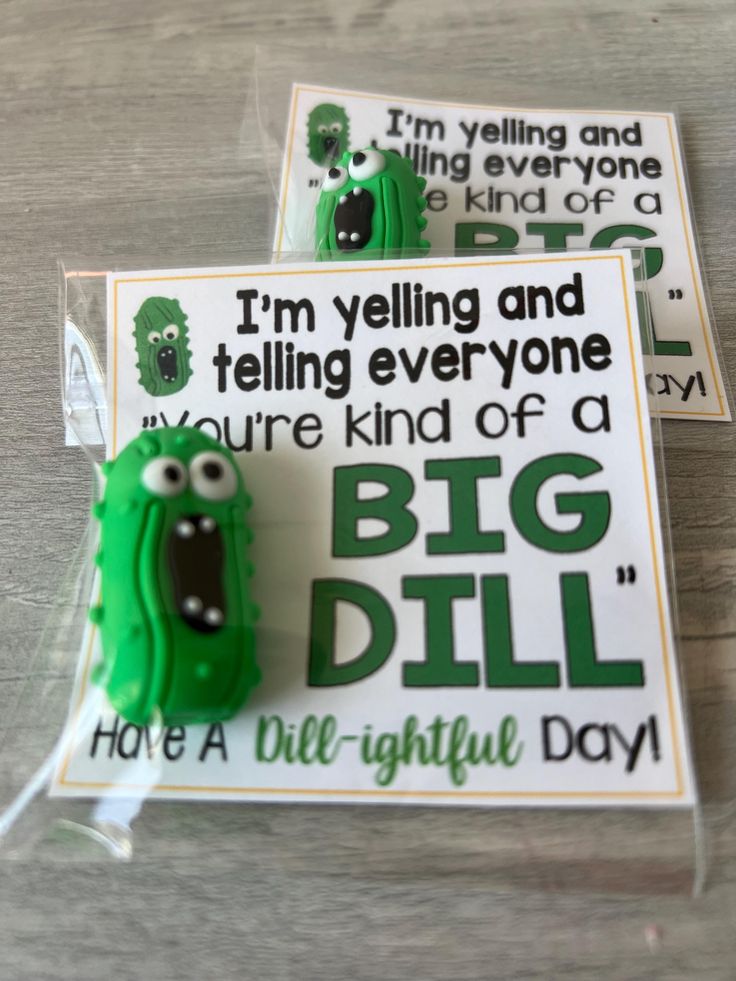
[[308, 178, 320, 188], [142, 415, 158, 429], [668, 289, 684, 299], [616, 565, 637, 585]]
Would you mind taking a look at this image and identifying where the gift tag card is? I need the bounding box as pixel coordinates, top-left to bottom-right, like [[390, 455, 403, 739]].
[[51, 251, 695, 807], [273, 84, 729, 422]]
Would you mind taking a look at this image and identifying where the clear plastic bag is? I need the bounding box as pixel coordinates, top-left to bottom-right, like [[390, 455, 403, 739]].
[[248, 44, 732, 423], [0, 242, 704, 899]]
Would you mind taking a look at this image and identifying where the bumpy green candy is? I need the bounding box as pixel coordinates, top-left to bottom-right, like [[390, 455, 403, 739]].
[[90, 427, 260, 726], [134, 296, 193, 397], [315, 148, 430, 261], [307, 103, 350, 166]]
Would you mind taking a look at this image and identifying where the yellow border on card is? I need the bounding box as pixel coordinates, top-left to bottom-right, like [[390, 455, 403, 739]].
[[274, 85, 726, 420], [57, 253, 686, 802]]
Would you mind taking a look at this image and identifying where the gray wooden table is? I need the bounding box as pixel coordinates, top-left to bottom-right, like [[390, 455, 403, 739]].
[[1, 1, 735, 977]]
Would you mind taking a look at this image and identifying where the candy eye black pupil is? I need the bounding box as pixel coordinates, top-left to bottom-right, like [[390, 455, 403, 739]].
[[164, 465, 181, 482], [353, 152, 366, 165], [328, 167, 340, 179], [203, 461, 222, 480]]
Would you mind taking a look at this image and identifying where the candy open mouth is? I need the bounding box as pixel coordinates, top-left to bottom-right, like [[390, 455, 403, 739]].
[[158, 345, 178, 383], [323, 135, 339, 160], [168, 513, 226, 633], [334, 186, 374, 251]]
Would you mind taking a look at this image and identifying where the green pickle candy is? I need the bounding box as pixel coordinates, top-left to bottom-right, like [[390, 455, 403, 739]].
[[315, 148, 430, 261], [90, 427, 260, 726], [134, 296, 193, 397]]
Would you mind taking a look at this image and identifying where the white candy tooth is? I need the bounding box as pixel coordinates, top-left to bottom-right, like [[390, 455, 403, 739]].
[[183, 595, 203, 614], [204, 607, 224, 626], [200, 516, 216, 533], [338, 231, 348, 241], [176, 520, 195, 538], [350, 232, 360, 242], [353, 187, 362, 196], [339, 195, 347, 204]]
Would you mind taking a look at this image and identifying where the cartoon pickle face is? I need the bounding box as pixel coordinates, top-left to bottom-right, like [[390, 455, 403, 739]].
[[307, 103, 350, 166], [315, 148, 430, 261], [90, 427, 260, 726], [134, 296, 193, 397]]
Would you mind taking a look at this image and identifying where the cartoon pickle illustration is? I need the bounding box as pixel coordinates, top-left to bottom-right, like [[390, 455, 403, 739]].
[[90, 426, 260, 726], [307, 103, 350, 166], [134, 296, 193, 397], [315, 148, 430, 261]]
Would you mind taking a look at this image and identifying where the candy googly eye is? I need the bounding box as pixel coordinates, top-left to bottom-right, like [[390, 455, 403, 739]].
[[330, 122, 342, 134], [318, 124, 328, 134], [141, 456, 188, 497], [148, 331, 162, 344], [189, 451, 238, 502], [162, 324, 179, 341], [348, 149, 385, 182], [322, 166, 348, 192]]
